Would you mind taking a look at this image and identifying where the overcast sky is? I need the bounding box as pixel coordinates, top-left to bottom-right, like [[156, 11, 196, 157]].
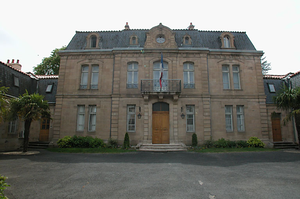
[[1, 0, 299, 75]]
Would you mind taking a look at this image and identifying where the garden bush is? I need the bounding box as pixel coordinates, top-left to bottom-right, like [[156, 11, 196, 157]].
[[247, 137, 265, 148], [107, 138, 118, 148], [236, 140, 249, 148], [192, 133, 198, 146], [123, 133, 130, 149], [0, 175, 10, 199], [57, 136, 104, 148], [203, 140, 215, 148], [57, 136, 72, 148]]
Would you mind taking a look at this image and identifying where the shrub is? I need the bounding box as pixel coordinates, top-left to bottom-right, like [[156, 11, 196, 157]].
[[247, 137, 265, 148], [107, 138, 118, 148], [236, 140, 249, 148], [203, 140, 215, 148], [214, 138, 229, 148], [0, 175, 10, 199], [192, 133, 198, 146], [89, 137, 105, 148], [123, 133, 130, 149], [57, 136, 72, 148]]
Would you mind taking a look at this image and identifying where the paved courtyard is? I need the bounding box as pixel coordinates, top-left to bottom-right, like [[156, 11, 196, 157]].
[[1, 150, 300, 199]]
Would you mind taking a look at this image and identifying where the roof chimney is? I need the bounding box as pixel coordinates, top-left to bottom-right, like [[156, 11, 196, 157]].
[[125, 22, 130, 30], [7, 59, 22, 71], [188, 22, 195, 30]]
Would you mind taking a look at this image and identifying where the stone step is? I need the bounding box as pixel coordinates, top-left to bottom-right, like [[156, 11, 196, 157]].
[[139, 144, 187, 152], [28, 142, 49, 149], [273, 142, 298, 149]]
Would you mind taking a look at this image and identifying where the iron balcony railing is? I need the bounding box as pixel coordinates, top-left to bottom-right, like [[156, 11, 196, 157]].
[[141, 79, 181, 93]]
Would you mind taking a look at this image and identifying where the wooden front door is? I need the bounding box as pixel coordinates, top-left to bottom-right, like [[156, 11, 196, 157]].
[[152, 102, 169, 144], [39, 118, 50, 142], [272, 114, 282, 142]]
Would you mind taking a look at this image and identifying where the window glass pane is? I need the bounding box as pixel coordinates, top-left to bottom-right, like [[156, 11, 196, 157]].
[[223, 72, 230, 89], [268, 84, 275, 92], [233, 66, 240, 89], [225, 106, 233, 132], [77, 105, 85, 131], [46, 84, 53, 92], [224, 36, 230, 48], [91, 66, 99, 89], [88, 106, 96, 131], [237, 106, 245, 132], [186, 105, 195, 132], [81, 66, 88, 88], [127, 105, 136, 132], [91, 36, 97, 48]]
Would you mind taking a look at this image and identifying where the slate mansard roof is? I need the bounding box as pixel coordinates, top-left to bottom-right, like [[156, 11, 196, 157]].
[[66, 27, 256, 51]]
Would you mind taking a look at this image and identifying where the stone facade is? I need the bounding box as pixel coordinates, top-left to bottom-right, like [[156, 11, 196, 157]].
[[53, 23, 270, 146]]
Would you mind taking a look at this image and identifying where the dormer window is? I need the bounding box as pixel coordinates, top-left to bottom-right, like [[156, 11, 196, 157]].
[[86, 33, 99, 49], [91, 35, 97, 48], [183, 34, 192, 45], [46, 84, 53, 93], [130, 35, 138, 45], [223, 36, 230, 48], [220, 32, 235, 49]]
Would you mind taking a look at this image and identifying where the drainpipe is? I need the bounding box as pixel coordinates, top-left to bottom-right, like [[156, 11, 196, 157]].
[[206, 54, 213, 139], [109, 53, 115, 139]]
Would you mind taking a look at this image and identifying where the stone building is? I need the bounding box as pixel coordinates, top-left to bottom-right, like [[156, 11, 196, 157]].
[[0, 60, 57, 151], [53, 23, 269, 147]]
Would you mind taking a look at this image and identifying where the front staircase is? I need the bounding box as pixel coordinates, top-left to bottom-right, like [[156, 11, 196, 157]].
[[138, 144, 187, 152], [273, 142, 298, 149], [28, 142, 50, 149]]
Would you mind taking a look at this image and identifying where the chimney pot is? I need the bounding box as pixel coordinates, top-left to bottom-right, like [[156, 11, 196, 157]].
[[12, 59, 14, 63], [125, 22, 130, 30], [7, 59, 10, 64], [17, 59, 19, 63]]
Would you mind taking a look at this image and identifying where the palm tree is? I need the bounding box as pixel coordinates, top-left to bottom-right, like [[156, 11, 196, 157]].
[[9, 92, 50, 152], [273, 86, 300, 147]]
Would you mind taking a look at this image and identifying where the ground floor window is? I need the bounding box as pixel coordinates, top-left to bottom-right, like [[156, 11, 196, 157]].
[[236, 105, 245, 132], [186, 105, 195, 132], [127, 105, 136, 132], [88, 105, 97, 132], [77, 105, 85, 131], [225, 105, 233, 132], [8, 119, 18, 134]]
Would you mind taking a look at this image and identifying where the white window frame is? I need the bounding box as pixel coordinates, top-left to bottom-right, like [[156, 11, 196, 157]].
[[237, 105, 245, 132], [127, 105, 136, 132], [88, 105, 97, 132], [186, 105, 195, 132], [77, 105, 85, 131], [183, 62, 195, 89], [232, 65, 241, 89], [8, 119, 18, 134], [91, 65, 99, 89], [127, 63, 138, 89], [80, 65, 89, 89], [222, 65, 230, 89], [225, 105, 233, 132]]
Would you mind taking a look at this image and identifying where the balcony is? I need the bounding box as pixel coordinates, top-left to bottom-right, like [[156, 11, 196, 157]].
[[141, 79, 181, 94]]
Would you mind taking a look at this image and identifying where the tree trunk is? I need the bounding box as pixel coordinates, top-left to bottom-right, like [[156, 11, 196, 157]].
[[295, 113, 300, 149], [23, 119, 32, 152]]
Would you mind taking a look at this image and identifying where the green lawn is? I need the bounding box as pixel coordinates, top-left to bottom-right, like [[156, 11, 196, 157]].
[[189, 147, 279, 153], [47, 148, 136, 153]]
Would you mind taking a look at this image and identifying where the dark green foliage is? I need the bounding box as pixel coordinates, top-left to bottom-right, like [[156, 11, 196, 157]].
[[123, 133, 130, 149], [0, 175, 10, 199], [192, 133, 198, 146], [235, 140, 249, 148], [107, 138, 118, 148], [202, 139, 250, 149], [203, 140, 215, 148], [247, 137, 265, 148], [57, 136, 104, 148], [33, 46, 66, 75]]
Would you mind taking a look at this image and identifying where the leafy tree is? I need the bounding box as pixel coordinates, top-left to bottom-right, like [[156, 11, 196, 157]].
[[0, 86, 9, 123], [261, 56, 271, 75], [33, 46, 66, 75], [8, 92, 50, 152], [273, 86, 300, 147]]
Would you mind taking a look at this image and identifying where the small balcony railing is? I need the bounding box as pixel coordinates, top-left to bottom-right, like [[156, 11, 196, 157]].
[[141, 79, 181, 93]]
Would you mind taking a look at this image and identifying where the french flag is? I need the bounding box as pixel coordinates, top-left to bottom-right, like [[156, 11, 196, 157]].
[[159, 53, 164, 89]]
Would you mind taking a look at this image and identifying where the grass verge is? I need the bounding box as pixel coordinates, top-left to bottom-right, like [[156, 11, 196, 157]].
[[189, 147, 280, 153], [47, 148, 136, 153]]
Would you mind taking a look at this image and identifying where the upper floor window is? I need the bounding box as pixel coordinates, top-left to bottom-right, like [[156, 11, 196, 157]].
[[222, 64, 241, 90], [91, 35, 97, 48], [183, 35, 192, 45], [91, 65, 99, 89], [127, 62, 138, 89], [14, 75, 19, 87], [46, 84, 53, 93], [223, 36, 230, 48], [80, 65, 89, 89], [80, 64, 99, 90], [183, 62, 195, 88]]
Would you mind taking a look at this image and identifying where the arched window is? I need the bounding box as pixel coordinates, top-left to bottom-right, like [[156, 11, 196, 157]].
[[91, 35, 97, 48], [132, 37, 136, 45], [185, 37, 190, 44], [223, 36, 230, 48]]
